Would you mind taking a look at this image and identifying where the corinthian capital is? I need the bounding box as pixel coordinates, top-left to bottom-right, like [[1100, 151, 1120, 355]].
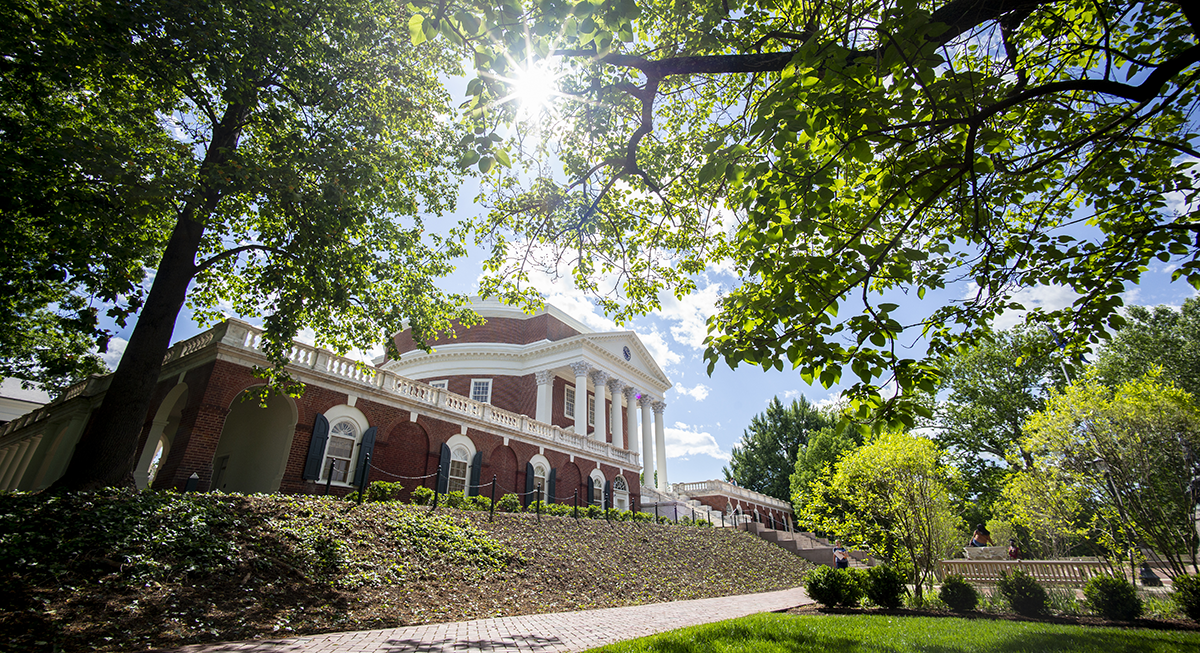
[[569, 361, 592, 377], [652, 400, 666, 414]]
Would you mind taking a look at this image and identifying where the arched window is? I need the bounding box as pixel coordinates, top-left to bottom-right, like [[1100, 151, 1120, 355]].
[[447, 445, 470, 494], [592, 476, 603, 506], [612, 475, 629, 511], [534, 463, 548, 502], [324, 420, 358, 483]]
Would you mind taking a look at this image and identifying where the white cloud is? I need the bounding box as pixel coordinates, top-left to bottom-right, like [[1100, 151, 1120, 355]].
[[657, 281, 723, 349], [965, 283, 1081, 331], [664, 421, 730, 461], [672, 382, 711, 401], [100, 337, 128, 371], [634, 325, 682, 370]]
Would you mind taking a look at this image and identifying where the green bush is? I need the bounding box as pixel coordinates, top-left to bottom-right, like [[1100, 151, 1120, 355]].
[[865, 565, 907, 609], [1084, 575, 1143, 621], [365, 481, 403, 503], [585, 505, 604, 519], [409, 486, 434, 506], [632, 511, 655, 522], [1173, 574, 1200, 621], [495, 493, 522, 513], [444, 491, 467, 509], [939, 574, 979, 612], [804, 566, 865, 608], [997, 568, 1049, 616], [469, 495, 493, 511]]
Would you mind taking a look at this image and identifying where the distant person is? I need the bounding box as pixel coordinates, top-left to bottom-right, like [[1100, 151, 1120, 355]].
[[1007, 539, 1023, 559], [968, 524, 992, 547], [833, 541, 850, 569]]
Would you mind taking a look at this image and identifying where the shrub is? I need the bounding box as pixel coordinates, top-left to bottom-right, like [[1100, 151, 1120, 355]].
[[444, 491, 467, 509], [632, 511, 655, 522], [469, 495, 492, 512], [1084, 575, 1143, 621], [1173, 574, 1200, 621], [409, 486, 434, 506], [865, 565, 907, 609], [366, 481, 403, 503], [495, 493, 522, 513], [804, 566, 865, 608], [997, 568, 1049, 616], [547, 502, 573, 517], [585, 505, 604, 519], [939, 574, 979, 612]]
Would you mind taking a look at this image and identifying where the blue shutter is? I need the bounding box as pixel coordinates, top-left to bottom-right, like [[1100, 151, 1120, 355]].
[[586, 477, 594, 505], [547, 468, 557, 504], [468, 451, 482, 497], [605, 480, 612, 510], [302, 414, 330, 480], [437, 443, 451, 494], [353, 426, 377, 486], [524, 461, 535, 507]]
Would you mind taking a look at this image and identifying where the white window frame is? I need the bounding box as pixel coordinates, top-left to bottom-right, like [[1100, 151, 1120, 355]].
[[613, 475, 629, 511], [589, 470, 605, 506], [565, 385, 576, 420], [587, 395, 595, 426], [428, 380, 448, 390], [318, 405, 369, 486], [444, 434, 478, 495], [447, 444, 471, 494], [470, 378, 492, 404], [322, 419, 360, 484], [533, 463, 548, 503]]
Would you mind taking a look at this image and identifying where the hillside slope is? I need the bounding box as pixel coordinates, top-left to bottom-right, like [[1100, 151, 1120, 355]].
[[0, 491, 811, 652]]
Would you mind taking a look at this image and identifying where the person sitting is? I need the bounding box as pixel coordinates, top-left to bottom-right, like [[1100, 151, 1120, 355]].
[[1007, 538, 1023, 559], [833, 541, 850, 569], [968, 524, 992, 547]]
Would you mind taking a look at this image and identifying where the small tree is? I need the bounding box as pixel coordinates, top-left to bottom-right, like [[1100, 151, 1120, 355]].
[[800, 431, 961, 600], [1022, 370, 1200, 577], [725, 395, 835, 503]]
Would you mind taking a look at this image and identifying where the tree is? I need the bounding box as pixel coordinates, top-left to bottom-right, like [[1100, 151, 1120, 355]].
[[930, 326, 1067, 513], [789, 425, 861, 514], [1020, 369, 1200, 576], [800, 431, 961, 599], [724, 395, 835, 502], [2, 0, 480, 489], [1093, 297, 1200, 399], [409, 0, 1200, 428]]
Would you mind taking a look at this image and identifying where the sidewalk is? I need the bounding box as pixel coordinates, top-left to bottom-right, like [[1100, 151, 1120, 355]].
[[153, 586, 811, 653]]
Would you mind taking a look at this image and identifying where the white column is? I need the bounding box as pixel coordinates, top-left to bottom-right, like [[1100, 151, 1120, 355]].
[[9, 435, 42, 491], [623, 387, 639, 453], [0, 448, 16, 483], [1, 439, 33, 490], [569, 361, 591, 436], [590, 370, 608, 442], [608, 378, 625, 449], [639, 395, 654, 487], [653, 401, 668, 491], [534, 370, 554, 424]]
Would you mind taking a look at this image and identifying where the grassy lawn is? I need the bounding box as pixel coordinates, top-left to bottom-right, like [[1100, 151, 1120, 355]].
[[584, 613, 1200, 652]]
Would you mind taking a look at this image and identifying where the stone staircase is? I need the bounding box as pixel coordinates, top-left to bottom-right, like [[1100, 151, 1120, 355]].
[[741, 523, 873, 568]]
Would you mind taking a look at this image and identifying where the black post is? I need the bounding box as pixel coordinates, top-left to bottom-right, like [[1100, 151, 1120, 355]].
[[324, 459, 334, 495], [432, 466, 441, 511], [184, 472, 199, 493], [356, 453, 371, 504], [536, 484, 542, 523], [573, 489, 579, 519], [490, 474, 497, 522]]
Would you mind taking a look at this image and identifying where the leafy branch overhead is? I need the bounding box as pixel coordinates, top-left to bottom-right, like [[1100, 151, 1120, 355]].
[[412, 0, 1200, 426]]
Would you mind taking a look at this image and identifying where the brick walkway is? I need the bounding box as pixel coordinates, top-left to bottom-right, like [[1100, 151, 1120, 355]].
[[153, 587, 811, 653]]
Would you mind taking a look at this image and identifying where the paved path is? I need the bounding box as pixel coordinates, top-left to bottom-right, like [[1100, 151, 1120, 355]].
[[154, 587, 811, 653]]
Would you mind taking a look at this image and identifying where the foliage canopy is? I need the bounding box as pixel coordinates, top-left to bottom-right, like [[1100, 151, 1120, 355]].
[[410, 0, 1200, 427]]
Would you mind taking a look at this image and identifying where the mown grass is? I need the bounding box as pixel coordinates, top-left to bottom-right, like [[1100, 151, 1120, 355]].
[[584, 613, 1200, 653]]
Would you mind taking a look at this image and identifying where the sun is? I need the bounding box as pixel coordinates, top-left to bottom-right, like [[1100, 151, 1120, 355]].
[[507, 60, 561, 118]]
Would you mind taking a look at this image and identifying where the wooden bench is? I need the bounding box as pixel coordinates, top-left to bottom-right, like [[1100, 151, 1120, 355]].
[[939, 559, 1107, 586]]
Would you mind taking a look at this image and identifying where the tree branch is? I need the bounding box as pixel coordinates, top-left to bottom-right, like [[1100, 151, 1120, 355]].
[[194, 244, 293, 275]]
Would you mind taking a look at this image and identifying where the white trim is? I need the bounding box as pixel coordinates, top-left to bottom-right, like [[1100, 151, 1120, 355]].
[[587, 395, 595, 426], [427, 380, 448, 389], [588, 468, 606, 506], [529, 452, 551, 502]]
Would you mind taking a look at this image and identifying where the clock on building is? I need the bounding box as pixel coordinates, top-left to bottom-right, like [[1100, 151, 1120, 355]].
[[623, 346, 631, 361]]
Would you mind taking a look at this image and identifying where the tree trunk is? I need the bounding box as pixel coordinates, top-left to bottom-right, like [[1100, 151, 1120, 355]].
[[49, 104, 249, 491]]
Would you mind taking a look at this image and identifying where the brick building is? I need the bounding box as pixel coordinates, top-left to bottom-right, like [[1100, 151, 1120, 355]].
[[0, 300, 668, 510], [0, 299, 793, 530]]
